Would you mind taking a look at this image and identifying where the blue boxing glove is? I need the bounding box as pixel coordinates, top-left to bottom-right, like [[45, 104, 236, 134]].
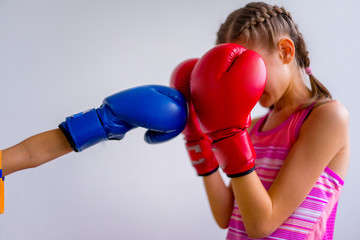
[[59, 85, 187, 152]]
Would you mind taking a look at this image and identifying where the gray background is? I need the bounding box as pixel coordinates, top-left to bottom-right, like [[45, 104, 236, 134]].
[[0, 0, 359, 239]]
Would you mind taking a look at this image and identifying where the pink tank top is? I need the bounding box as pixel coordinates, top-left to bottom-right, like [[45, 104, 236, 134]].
[[226, 103, 344, 240]]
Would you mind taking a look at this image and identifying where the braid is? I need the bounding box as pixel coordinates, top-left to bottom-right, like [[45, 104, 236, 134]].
[[272, 6, 293, 20], [230, 3, 275, 42], [216, 1, 332, 100]]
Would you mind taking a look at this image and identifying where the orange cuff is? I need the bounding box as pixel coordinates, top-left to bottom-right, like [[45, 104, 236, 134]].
[[0, 151, 4, 214]]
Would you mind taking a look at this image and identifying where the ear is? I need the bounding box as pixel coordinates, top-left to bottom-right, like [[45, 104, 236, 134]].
[[278, 38, 295, 64]]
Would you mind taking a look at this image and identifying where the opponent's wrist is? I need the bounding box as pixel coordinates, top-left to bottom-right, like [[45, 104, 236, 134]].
[[211, 130, 255, 178], [186, 138, 219, 176], [59, 109, 107, 152]]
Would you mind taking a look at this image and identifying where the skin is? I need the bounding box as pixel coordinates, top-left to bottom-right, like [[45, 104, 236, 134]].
[[202, 36, 350, 238], [2, 129, 73, 177]]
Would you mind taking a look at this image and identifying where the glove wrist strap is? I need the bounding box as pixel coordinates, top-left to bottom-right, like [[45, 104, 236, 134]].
[[186, 138, 219, 176], [212, 130, 255, 178], [59, 109, 107, 152]]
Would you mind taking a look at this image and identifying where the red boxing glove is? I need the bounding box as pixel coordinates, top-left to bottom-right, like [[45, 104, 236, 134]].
[[191, 43, 266, 178], [170, 59, 219, 176]]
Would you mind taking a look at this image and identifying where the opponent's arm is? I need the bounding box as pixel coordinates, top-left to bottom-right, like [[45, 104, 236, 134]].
[[2, 85, 187, 176], [0, 85, 187, 214], [0, 129, 71, 214], [2, 129, 72, 176]]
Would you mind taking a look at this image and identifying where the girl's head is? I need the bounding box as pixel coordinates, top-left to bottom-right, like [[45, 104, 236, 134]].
[[216, 2, 331, 108]]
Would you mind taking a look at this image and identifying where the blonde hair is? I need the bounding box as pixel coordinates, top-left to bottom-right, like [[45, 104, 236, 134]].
[[216, 2, 332, 101]]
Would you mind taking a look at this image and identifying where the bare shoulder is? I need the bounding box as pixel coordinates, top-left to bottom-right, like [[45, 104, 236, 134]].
[[310, 100, 349, 127], [299, 100, 349, 135], [306, 100, 350, 179], [315, 99, 348, 114]]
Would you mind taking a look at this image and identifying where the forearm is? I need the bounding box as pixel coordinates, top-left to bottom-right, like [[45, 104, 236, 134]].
[[2, 129, 72, 176], [231, 171, 273, 238], [203, 171, 234, 229]]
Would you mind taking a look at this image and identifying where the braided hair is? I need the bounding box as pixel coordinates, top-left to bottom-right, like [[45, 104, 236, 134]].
[[216, 2, 331, 100]]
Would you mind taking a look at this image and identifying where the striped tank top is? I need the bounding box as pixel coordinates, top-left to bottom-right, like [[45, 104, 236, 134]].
[[226, 103, 344, 240]]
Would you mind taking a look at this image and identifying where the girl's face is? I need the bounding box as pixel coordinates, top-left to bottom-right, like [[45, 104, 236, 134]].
[[233, 39, 294, 108]]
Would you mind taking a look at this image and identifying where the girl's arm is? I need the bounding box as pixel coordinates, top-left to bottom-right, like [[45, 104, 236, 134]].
[[202, 118, 261, 229], [203, 171, 234, 229], [230, 101, 349, 238], [2, 129, 73, 176]]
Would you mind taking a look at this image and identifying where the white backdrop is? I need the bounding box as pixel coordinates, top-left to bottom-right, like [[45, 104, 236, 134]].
[[0, 0, 359, 239]]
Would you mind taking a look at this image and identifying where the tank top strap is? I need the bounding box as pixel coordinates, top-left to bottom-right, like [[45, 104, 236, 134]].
[[293, 101, 317, 140]]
